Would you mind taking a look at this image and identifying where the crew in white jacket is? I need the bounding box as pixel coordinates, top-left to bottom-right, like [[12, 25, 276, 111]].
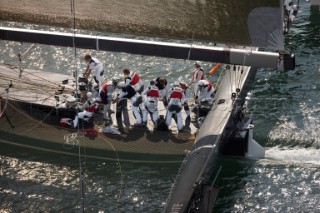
[[189, 61, 205, 96], [84, 54, 104, 88], [166, 81, 186, 131], [142, 80, 159, 125]]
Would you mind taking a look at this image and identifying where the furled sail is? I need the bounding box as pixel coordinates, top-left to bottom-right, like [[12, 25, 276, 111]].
[[0, 0, 284, 49]]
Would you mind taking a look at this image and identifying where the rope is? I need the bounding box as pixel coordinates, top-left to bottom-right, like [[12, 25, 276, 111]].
[[68, 1, 85, 211], [0, 94, 8, 118], [187, 31, 195, 61], [98, 134, 123, 213]]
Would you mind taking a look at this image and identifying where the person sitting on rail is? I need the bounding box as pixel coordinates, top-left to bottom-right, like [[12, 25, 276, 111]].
[[123, 69, 144, 94], [142, 80, 159, 126], [83, 54, 104, 88], [155, 77, 170, 109], [195, 79, 215, 103], [72, 92, 98, 128], [189, 61, 205, 96], [165, 81, 186, 131], [179, 81, 191, 120], [115, 82, 143, 126], [99, 77, 119, 121]]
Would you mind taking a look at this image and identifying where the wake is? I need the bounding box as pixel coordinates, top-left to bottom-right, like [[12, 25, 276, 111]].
[[265, 147, 320, 166]]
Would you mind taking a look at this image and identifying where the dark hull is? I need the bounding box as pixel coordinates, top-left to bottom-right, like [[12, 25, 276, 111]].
[[164, 65, 259, 213], [0, 100, 194, 164]]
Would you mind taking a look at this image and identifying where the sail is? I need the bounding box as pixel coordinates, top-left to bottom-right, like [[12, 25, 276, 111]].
[[0, 0, 284, 49]]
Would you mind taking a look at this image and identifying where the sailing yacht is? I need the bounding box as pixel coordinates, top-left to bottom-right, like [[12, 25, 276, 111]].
[[1, 0, 311, 212]]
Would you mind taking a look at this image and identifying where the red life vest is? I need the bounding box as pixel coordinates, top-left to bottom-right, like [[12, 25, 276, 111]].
[[101, 82, 109, 93], [146, 86, 159, 97], [130, 72, 140, 85], [85, 101, 97, 112], [170, 87, 183, 99], [207, 81, 213, 91], [193, 68, 204, 80]]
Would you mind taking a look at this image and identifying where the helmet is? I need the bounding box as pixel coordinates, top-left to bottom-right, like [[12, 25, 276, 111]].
[[195, 61, 201, 66], [173, 81, 180, 87], [292, 5, 298, 11], [112, 77, 120, 82], [86, 92, 93, 99]]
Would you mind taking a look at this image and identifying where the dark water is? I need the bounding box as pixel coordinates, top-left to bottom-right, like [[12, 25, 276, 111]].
[[1, 2, 320, 212]]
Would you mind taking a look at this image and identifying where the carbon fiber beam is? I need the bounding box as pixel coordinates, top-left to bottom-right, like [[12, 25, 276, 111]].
[[0, 27, 295, 70]]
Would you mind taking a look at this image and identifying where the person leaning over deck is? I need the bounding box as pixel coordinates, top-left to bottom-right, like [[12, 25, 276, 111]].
[[166, 81, 186, 131], [83, 54, 104, 88], [141, 80, 159, 126], [195, 79, 215, 102], [123, 69, 144, 94], [189, 61, 205, 96], [155, 77, 170, 109], [179, 81, 191, 120], [73, 92, 98, 128], [115, 82, 143, 126], [99, 77, 119, 121]]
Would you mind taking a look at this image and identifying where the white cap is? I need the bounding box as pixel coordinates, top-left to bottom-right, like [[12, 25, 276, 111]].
[[86, 92, 93, 99], [195, 61, 201, 66], [173, 81, 180, 87], [112, 77, 120, 82]]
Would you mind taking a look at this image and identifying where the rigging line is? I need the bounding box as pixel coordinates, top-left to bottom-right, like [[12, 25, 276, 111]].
[[0, 92, 8, 118], [238, 48, 251, 89], [4, 66, 61, 87], [16, 106, 55, 134], [20, 44, 35, 60], [0, 76, 60, 92], [234, 65, 237, 90], [17, 44, 35, 78], [98, 134, 123, 213], [223, 46, 233, 95], [70, 0, 85, 212], [7, 101, 36, 121], [187, 31, 195, 61], [228, 66, 233, 95]]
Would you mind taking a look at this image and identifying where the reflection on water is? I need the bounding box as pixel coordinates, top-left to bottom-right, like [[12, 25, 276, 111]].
[[0, 144, 179, 212]]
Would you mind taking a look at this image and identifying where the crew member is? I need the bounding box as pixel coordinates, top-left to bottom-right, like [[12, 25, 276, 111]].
[[84, 54, 104, 88], [166, 81, 186, 131], [195, 79, 215, 102], [284, 0, 298, 24], [99, 77, 119, 120], [116, 83, 143, 126], [73, 92, 98, 128], [91, 83, 100, 99], [142, 80, 159, 125], [155, 77, 169, 108], [123, 69, 144, 94], [179, 81, 191, 119], [189, 61, 205, 95]]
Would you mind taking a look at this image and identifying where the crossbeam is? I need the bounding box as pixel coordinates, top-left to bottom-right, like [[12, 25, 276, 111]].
[[0, 27, 295, 70]]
